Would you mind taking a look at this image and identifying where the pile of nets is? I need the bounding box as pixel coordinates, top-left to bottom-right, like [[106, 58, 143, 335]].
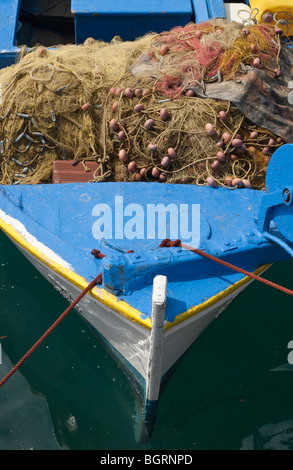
[[0, 19, 289, 189]]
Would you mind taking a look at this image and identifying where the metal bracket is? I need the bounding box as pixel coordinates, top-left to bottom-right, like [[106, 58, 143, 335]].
[[256, 185, 293, 233]]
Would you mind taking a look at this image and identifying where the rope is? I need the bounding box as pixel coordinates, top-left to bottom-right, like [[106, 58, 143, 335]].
[[159, 238, 293, 297], [0, 274, 101, 389]]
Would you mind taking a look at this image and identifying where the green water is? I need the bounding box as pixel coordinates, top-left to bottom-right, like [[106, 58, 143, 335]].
[[1, 229, 293, 451]]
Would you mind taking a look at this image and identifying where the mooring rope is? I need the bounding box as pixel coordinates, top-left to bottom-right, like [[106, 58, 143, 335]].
[[0, 274, 101, 389]]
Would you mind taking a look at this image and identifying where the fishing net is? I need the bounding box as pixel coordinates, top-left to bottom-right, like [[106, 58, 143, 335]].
[[0, 19, 292, 189]]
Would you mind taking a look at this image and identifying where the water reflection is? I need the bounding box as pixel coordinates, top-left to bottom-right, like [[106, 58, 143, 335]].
[[241, 420, 293, 450], [0, 352, 63, 450]]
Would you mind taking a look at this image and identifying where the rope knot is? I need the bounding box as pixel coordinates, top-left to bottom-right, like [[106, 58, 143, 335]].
[[91, 249, 106, 259], [159, 238, 181, 247]]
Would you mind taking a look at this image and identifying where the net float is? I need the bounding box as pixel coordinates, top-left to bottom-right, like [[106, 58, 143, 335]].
[[117, 130, 126, 141], [109, 87, 116, 96], [160, 108, 168, 121], [128, 161, 137, 173], [115, 88, 123, 97], [161, 156, 170, 168], [219, 111, 227, 121], [148, 143, 158, 152], [206, 176, 216, 187], [211, 160, 220, 170], [152, 167, 160, 178], [140, 168, 147, 177], [134, 103, 144, 113], [159, 173, 167, 182], [119, 149, 128, 163], [235, 145, 246, 154], [205, 123, 216, 136], [160, 45, 169, 56], [142, 88, 151, 97], [185, 90, 195, 97], [81, 103, 92, 111], [110, 119, 119, 131], [242, 179, 252, 188], [144, 119, 155, 130], [37, 47, 47, 57], [167, 148, 176, 159], [264, 156, 270, 165], [125, 87, 134, 98], [134, 88, 142, 97], [135, 173, 142, 181], [232, 178, 243, 188], [222, 132, 231, 144], [216, 151, 225, 162], [112, 102, 119, 112], [232, 138, 243, 148], [253, 57, 263, 68], [250, 131, 258, 139], [230, 154, 238, 161], [262, 11, 274, 23], [84, 37, 96, 45], [242, 28, 250, 35]]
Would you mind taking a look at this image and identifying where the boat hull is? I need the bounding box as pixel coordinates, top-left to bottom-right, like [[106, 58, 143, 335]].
[[8, 235, 261, 433]]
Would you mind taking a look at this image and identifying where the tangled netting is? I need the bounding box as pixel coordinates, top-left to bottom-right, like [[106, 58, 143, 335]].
[[0, 19, 287, 189]]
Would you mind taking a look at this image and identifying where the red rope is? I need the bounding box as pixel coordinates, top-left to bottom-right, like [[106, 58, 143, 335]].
[[159, 238, 293, 297], [0, 274, 101, 389]]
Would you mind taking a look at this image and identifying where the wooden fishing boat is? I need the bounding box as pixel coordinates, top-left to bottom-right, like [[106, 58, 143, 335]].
[[0, 0, 293, 442]]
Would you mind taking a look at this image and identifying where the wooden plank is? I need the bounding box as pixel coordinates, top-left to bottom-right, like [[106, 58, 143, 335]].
[[52, 160, 100, 183]]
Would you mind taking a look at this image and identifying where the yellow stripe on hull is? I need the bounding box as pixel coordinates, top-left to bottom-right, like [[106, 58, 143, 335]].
[[164, 264, 271, 331]]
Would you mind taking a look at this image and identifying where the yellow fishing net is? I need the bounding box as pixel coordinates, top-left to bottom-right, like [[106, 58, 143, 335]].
[[0, 19, 287, 189]]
